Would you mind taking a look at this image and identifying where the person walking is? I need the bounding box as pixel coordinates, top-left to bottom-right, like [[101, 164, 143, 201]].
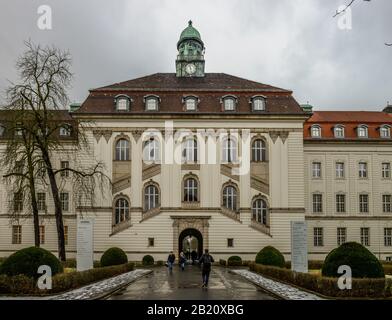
[[199, 249, 214, 288], [179, 251, 186, 271], [167, 251, 176, 273], [191, 250, 197, 265]]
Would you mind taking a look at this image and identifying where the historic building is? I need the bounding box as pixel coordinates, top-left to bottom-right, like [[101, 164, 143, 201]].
[[0, 22, 391, 262]]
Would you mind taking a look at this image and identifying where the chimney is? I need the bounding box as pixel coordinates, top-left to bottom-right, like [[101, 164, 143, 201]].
[[69, 103, 81, 112], [301, 103, 313, 113], [383, 102, 392, 114]]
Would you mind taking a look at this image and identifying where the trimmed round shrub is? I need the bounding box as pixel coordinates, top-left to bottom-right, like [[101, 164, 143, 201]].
[[322, 242, 384, 278], [255, 246, 285, 268], [142, 255, 154, 266], [0, 247, 63, 279], [228, 256, 242, 266], [100, 247, 128, 267]]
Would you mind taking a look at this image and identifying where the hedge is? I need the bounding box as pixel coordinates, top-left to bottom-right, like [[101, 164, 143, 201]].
[[255, 246, 285, 268], [142, 255, 154, 266], [249, 263, 392, 298], [228, 256, 242, 266], [322, 242, 384, 278], [0, 262, 134, 296], [0, 247, 63, 279], [100, 247, 128, 267], [219, 259, 227, 266]]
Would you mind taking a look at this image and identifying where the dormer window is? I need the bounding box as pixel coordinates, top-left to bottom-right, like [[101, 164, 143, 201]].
[[60, 124, 72, 137], [251, 96, 266, 111], [114, 95, 130, 111], [380, 125, 391, 138], [144, 95, 160, 111], [222, 96, 237, 111], [0, 125, 5, 137], [311, 125, 322, 138], [334, 125, 345, 138], [357, 125, 368, 138], [183, 96, 198, 111]]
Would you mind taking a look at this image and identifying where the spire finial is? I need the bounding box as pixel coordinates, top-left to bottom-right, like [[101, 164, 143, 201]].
[[188, 20, 193, 27]]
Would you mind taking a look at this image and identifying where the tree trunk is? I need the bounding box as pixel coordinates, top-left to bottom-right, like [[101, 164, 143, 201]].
[[42, 149, 66, 261], [27, 158, 40, 247]]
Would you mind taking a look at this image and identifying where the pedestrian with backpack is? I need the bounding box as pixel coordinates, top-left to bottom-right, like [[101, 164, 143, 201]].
[[167, 251, 176, 273], [199, 249, 214, 288]]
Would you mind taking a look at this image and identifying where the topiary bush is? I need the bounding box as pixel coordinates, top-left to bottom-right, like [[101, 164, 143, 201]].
[[322, 242, 384, 278], [100, 247, 128, 267], [0, 247, 63, 279], [142, 255, 154, 266], [227, 256, 242, 266], [255, 246, 285, 268]]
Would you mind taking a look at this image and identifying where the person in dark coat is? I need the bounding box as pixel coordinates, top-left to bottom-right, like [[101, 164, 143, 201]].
[[199, 249, 214, 288], [179, 251, 186, 271], [191, 250, 197, 265], [167, 251, 176, 273]]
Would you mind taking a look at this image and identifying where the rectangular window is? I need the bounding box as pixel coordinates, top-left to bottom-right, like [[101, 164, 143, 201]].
[[312, 162, 321, 178], [314, 228, 323, 247], [337, 227, 347, 246], [38, 162, 46, 177], [384, 228, 392, 247], [383, 195, 392, 213], [227, 238, 234, 247], [382, 163, 391, 179], [146, 98, 158, 111], [359, 162, 368, 178], [39, 225, 45, 245], [336, 194, 346, 213], [360, 228, 370, 246], [60, 193, 69, 212], [14, 192, 23, 211], [12, 225, 22, 244], [336, 162, 345, 179], [37, 193, 46, 211], [359, 194, 369, 213], [64, 226, 68, 245], [60, 161, 70, 177], [148, 237, 155, 247], [312, 194, 323, 213]]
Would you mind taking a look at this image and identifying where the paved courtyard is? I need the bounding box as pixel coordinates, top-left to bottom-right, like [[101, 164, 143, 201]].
[[107, 265, 276, 300]]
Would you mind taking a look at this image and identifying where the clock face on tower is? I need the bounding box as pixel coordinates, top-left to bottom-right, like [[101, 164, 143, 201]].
[[185, 63, 196, 75]]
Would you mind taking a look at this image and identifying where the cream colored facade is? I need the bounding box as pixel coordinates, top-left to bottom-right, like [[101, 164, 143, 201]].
[[305, 141, 392, 260]]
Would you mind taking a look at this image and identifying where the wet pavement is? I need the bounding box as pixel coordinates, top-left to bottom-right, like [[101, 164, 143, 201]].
[[108, 265, 276, 300]]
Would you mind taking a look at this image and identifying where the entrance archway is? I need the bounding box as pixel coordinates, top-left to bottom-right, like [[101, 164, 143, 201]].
[[179, 228, 203, 260]]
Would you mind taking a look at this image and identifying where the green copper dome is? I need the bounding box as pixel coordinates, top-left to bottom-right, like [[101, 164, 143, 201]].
[[177, 20, 203, 49]]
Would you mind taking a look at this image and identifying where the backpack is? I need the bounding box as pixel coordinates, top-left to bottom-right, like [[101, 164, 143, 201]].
[[203, 254, 212, 266]]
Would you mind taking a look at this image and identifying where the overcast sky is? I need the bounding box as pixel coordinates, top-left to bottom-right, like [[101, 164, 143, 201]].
[[0, 0, 391, 111]]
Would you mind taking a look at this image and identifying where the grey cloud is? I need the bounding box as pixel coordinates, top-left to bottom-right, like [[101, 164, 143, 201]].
[[0, 0, 391, 110]]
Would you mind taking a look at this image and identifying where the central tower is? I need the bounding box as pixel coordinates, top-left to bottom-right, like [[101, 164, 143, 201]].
[[176, 20, 205, 78]]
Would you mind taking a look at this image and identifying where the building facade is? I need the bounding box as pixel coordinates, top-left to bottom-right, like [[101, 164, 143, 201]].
[[0, 22, 391, 262]]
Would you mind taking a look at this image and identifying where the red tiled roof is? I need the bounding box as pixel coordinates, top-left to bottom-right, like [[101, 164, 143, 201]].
[[77, 73, 305, 115], [304, 111, 392, 140]]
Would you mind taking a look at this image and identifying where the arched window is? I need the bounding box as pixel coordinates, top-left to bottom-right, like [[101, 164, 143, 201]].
[[115, 139, 130, 161], [252, 139, 266, 162], [380, 125, 391, 138], [311, 125, 321, 138], [252, 198, 268, 225], [144, 184, 159, 211], [334, 125, 345, 138], [223, 185, 237, 211], [144, 137, 160, 161], [222, 96, 237, 111], [183, 138, 198, 163], [357, 125, 368, 138], [251, 96, 266, 111], [223, 137, 237, 163], [144, 95, 160, 111], [115, 198, 129, 225], [114, 95, 131, 111], [184, 177, 198, 202], [60, 124, 72, 137]]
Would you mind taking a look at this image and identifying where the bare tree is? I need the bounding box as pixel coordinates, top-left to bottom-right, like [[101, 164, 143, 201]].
[[333, 0, 391, 46], [1, 105, 43, 247], [4, 41, 110, 261]]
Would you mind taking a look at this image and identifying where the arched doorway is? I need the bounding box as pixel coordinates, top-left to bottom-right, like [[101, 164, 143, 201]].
[[178, 228, 203, 260]]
